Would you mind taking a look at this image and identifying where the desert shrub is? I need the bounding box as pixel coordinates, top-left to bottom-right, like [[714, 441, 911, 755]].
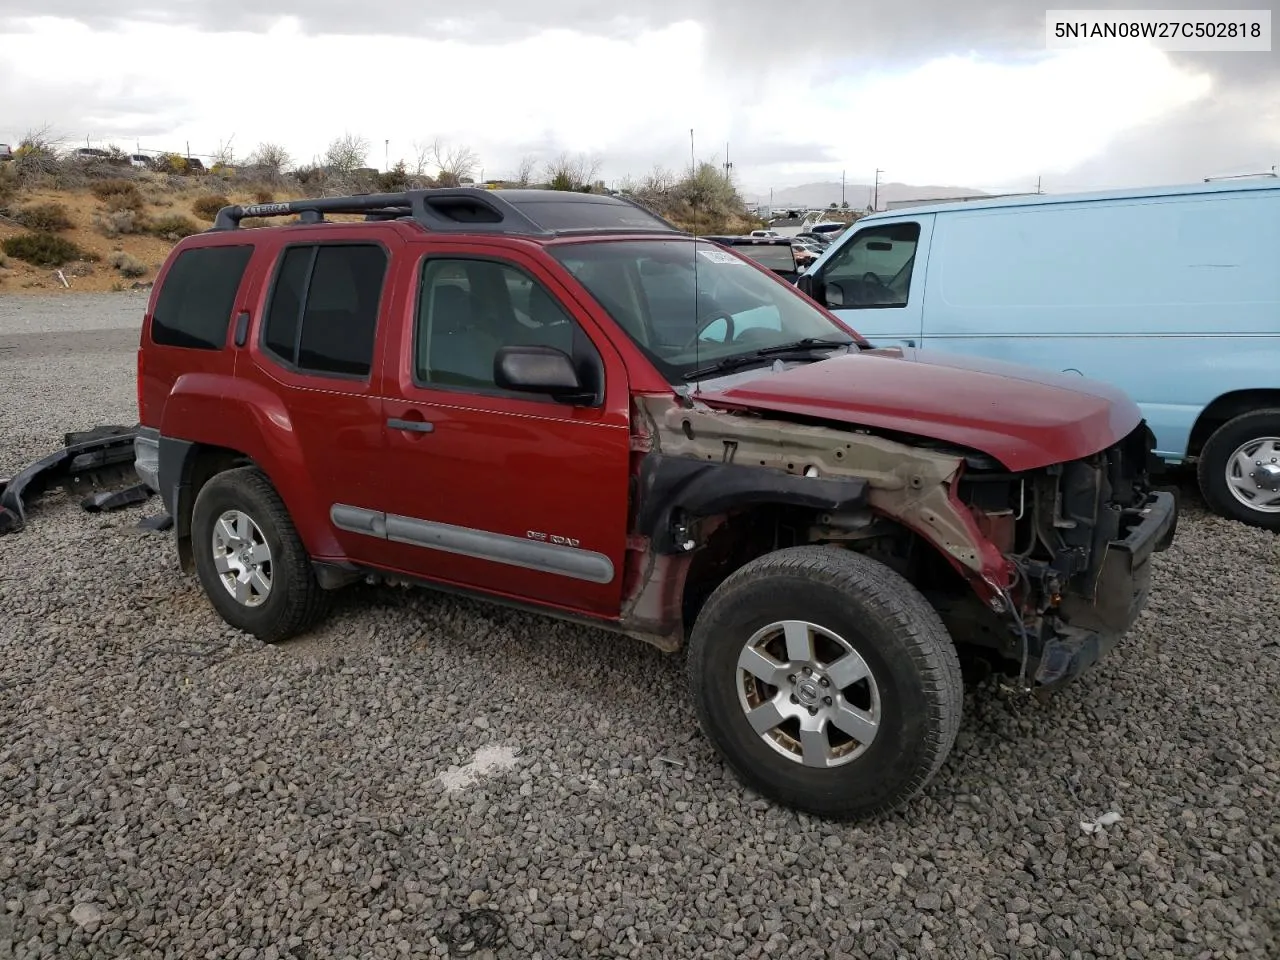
[[108, 251, 148, 277], [377, 162, 410, 192], [91, 178, 140, 202], [239, 217, 268, 229], [0, 172, 17, 210], [147, 213, 201, 241], [0, 252, 8, 268], [191, 193, 230, 220], [2, 231, 98, 267], [154, 153, 188, 175], [103, 192, 141, 215], [14, 201, 74, 231], [92, 208, 145, 238], [252, 188, 274, 203]]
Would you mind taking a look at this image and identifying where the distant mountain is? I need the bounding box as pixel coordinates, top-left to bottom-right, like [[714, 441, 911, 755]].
[[744, 180, 989, 211]]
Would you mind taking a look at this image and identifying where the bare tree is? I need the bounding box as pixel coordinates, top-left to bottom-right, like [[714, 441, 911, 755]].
[[410, 140, 434, 177], [324, 132, 370, 173], [212, 135, 236, 167], [429, 139, 479, 186], [543, 151, 603, 191], [512, 154, 539, 187], [246, 142, 293, 175]]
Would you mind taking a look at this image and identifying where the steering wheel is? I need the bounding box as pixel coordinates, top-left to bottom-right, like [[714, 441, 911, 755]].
[[679, 310, 735, 351]]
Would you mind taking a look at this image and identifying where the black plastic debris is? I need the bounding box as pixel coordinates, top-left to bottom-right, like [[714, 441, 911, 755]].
[[0, 425, 142, 535], [81, 482, 153, 513], [135, 513, 174, 532]]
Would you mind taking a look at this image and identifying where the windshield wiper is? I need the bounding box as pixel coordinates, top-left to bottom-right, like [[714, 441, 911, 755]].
[[683, 338, 853, 381], [751, 337, 854, 358]]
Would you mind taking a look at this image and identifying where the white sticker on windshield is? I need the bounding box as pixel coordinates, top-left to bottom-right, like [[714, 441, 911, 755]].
[[698, 249, 742, 264]]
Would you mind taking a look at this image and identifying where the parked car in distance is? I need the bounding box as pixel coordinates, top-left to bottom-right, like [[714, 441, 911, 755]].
[[798, 178, 1280, 530], [0, 143, 12, 162], [703, 234, 805, 282], [795, 231, 833, 248], [750, 228, 780, 238], [129, 154, 153, 169], [132, 187, 1175, 821]]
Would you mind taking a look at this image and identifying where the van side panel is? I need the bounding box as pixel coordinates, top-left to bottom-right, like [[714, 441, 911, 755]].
[[918, 188, 1280, 461]]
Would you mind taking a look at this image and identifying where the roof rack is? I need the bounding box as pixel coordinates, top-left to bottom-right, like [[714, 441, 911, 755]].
[[210, 187, 686, 237]]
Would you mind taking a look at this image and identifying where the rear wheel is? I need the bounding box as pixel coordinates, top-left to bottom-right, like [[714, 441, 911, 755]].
[[191, 466, 329, 643], [686, 545, 964, 821], [1198, 409, 1280, 531]]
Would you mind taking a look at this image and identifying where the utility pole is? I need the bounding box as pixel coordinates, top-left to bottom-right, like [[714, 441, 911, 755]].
[[1037, 175, 1043, 194], [842, 169, 846, 206], [385, 139, 390, 171], [873, 168, 884, 211], [724, 142, 732, 180]]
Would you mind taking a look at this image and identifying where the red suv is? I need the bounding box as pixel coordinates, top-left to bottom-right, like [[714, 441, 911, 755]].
[[133, 187, 1176, 820]]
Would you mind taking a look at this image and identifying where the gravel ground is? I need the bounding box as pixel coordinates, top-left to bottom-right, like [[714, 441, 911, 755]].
[[1, 293, 1278, 960]]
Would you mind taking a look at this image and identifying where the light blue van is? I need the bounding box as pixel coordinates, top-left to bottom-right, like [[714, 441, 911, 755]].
[[796, 178, 1280, 531]]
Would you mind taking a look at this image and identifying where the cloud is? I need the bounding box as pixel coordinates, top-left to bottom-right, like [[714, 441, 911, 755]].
[[0, 3, 1272, 193]]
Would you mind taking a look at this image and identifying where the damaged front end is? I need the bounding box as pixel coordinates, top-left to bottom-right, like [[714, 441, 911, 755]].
[[0, 425, 156, 535], [621, 395, 1175, 690], [954, 421, 1177, 687]]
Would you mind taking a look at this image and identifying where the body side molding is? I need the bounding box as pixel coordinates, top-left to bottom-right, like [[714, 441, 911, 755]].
[[330, 504, 615, 584]]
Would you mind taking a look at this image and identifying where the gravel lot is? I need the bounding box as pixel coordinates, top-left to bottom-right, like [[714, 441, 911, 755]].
[[1, 292, 1277, 960]]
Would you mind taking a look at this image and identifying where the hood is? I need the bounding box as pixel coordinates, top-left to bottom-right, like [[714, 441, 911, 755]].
[[701, 347, 1142, 472]]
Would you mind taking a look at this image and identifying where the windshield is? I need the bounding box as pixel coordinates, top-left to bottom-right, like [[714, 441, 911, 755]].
[[550, 238, 856, 383]]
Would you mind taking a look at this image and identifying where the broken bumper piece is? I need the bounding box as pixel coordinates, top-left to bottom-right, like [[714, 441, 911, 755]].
[[0, 425, 149, 535], [1033, 489, 1178, 686]]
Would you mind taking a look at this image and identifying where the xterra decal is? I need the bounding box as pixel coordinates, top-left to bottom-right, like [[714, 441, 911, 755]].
[[526, 530, 582, 548]]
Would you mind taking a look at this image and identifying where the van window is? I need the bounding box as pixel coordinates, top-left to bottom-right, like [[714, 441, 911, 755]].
[[150, 245, 253, 349], [260, 243, 387, 378], [820, 223, 920, 308]]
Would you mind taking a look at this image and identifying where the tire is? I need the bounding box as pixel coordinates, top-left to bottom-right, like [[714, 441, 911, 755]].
[[1197, 409, 1280, 532], [190, 466, 329, 643], [686, 545, 964, 821]]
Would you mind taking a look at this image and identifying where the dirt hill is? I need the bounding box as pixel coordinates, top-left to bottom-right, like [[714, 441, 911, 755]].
[[0, 176, 307, 294]]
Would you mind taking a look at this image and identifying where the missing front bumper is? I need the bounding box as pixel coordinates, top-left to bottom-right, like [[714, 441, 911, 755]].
[[0, 425, 149, 535], [1033, 489, 1178, 686]]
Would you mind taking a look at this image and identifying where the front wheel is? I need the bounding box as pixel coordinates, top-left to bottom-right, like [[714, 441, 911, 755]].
[[1197, 409, 1280, 531], [686, 545, 964, 821]]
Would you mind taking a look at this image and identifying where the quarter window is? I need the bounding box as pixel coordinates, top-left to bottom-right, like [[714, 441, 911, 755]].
[[260, 243, 387, 377], [150, 245, 254, 349], [414, 258, 594, 396], [820, 223, 920, 308]]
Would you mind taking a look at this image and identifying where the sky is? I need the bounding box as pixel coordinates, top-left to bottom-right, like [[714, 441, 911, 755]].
[[0, 1, 1276, 197]]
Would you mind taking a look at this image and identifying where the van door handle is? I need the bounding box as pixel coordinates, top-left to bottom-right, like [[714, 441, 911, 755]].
[[901, 339, 916, 348], [387, 417, 433, 433]]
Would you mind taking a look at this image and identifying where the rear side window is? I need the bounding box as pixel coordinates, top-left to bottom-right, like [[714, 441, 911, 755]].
[[150, 245, 253, 349], [260, 243, 388, 378]]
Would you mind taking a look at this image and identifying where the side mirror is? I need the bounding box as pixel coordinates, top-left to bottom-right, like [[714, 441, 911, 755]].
[[493, 345, 594, 404], [825, 282, 845, 307], [797, 272, 825, 304]]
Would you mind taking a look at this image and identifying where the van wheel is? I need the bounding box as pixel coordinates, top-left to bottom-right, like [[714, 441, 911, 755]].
[[686, 545, 964, 821], [1198, 409, 1280, 531], [190, 466, 329, 643]]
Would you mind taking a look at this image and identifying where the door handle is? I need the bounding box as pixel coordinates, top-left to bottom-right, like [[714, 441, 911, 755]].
[[387, 417, 433, 433], [901, 339, 916, 348], [232, 310, 250, 347]]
